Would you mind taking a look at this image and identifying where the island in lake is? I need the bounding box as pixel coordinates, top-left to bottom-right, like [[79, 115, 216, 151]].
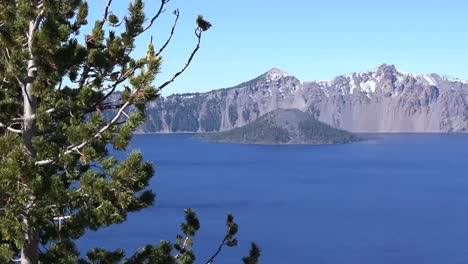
[[195, 109, 360, 145]]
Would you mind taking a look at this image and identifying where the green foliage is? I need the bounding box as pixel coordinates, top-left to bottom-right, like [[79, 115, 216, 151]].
[[242, 243, 261, 264], [70, 210, 247, 263], [125, 242, 175, 264], [39, 239, 81, 264], [198, 118, 291, 144], [225, 214, 239, 247], [0, 0, 257, 262], [180, 209, 200, 237], [0, 0, 254, 263], [298, 118, 359, 144], [198, 109, 359, 145], [86, 248, 126, 263], [0, 243, 14, 263]]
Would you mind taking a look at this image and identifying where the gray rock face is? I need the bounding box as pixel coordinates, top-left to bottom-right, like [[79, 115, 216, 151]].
[[140, 64, 468, 133]]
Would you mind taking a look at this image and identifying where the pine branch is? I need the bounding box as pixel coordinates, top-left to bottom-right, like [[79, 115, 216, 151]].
[[0, 122, 22, 134], [0, 77, 9, 90], [86, 65, 141, 114], [77, 64, 91, 90], [102, 0, 113, 23], [139, 0, 171, 35], [205, 214, 237, 264], [35, 159, 53, 166], [28, 9, 45, 56], [2, 48, 11, 62], [242, 243, 261, 264], [158, 27, 204, 91], [97, 103, 125, 111], [28, 108, 55, 120], [174, 236, 190, 259], [31, 10, 45, 35], [156, 9, 179, 57], [205, 235, 229, 264], [63, 100, 130, 155], [35, 89, 140, 166], [34, 7, 211, 171]]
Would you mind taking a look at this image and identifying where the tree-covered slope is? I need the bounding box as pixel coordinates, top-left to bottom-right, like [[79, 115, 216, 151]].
[[195, 109, 360, 144]]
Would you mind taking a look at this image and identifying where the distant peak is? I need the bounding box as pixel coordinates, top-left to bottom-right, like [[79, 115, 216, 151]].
[[376, 63, 397, 74], [267, 67, 286, 73], [264, 68, 289, 79]]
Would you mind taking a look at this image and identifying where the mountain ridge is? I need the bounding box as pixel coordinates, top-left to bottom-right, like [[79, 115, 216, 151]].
[[139, 64, 468, 133], [166, 64, 466, 98]]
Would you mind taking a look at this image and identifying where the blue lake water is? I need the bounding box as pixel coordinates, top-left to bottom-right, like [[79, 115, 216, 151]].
[[79, 133, 468, 263]]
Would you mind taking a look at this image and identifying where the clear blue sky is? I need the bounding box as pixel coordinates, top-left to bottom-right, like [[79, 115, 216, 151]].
[[87, 0, 468, 96]]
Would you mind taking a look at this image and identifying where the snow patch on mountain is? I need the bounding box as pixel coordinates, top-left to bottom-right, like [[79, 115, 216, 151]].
[[423, 75, 436, 86], [360, 80, 377, 94], [349, 77, 357, 94], [264, 68, 289, 81]]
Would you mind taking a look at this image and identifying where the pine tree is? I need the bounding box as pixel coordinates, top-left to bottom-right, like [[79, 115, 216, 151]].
[[0, 1, 259, 263]]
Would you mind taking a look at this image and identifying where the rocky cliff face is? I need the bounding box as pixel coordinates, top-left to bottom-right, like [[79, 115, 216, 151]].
[[140, 64, 468, 133]]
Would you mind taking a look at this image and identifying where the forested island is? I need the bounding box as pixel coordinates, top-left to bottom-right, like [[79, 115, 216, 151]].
[[195, 109, 360, 145]]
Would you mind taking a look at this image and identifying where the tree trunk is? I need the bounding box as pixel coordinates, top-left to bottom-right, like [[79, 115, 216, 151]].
[[22, 59, 38, 156], [20, 221, 39, 264], [21, 60, 38, 264], [21, 79, 39, 263], [21, 2, 39, 262]]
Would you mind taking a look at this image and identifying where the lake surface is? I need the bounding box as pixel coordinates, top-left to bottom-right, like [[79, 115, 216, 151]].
[[79, 133, 468, 263]]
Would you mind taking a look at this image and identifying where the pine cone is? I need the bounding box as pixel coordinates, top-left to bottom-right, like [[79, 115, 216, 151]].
[[85, 34, 95, 49]]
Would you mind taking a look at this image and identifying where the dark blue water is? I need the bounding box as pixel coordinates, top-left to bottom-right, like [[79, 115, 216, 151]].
[[79, 133, 468, 263]]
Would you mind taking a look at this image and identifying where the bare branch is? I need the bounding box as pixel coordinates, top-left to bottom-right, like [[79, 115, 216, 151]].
[[205, 214, 236, 264], [158, 28, 203, 91], [205, 235, 229, 264], [29, 108, 55, 120], [0, 77, 9, 90], [102, 0, 113, 24], [121, 110, 130, 119], [35, 159, 54, 166], [139, 0, 170, 35], [97, 103, 125, 111], [78, 64, 91, 90], [15, 76, 25, 91], [174, 236, 191, 259], [2, 48, 11, 62], [0, 122, 23, 134], [156, 9, 179, 57], [32, 10, 45, 33], [57, 77, 63, 90], [28, 9, 45, 55]]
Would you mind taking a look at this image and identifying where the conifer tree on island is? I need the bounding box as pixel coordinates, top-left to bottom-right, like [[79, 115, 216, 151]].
[[0, 0, 259, 263]]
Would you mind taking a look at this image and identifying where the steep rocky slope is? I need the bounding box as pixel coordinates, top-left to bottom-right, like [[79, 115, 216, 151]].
[[139, 64, 468, 133]]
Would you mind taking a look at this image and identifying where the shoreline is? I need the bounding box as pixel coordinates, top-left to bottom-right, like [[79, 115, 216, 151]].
[[135, 131, 468, 135]]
